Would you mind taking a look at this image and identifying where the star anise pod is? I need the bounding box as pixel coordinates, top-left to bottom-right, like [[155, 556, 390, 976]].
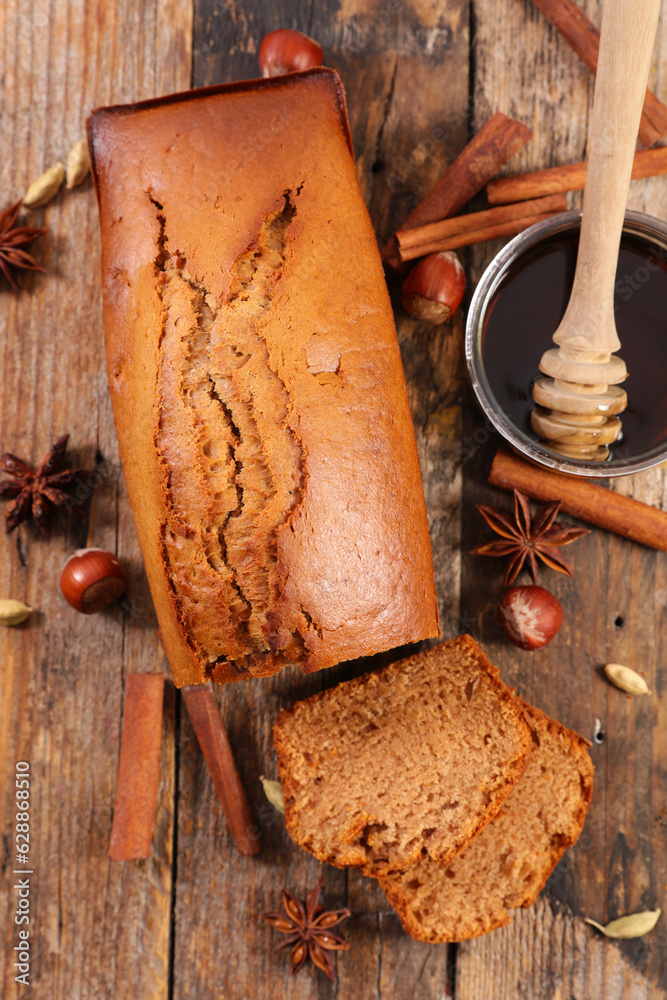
[[0, 201, 47, 289], [0, 435, 94, 538], [261, 878, 351, 981], [471, 489, 590, 587]]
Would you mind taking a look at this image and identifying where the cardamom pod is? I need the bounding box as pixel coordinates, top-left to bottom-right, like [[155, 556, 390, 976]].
[[66, 140, 91, 189], [23, 162, 65, 209], [604, 663, 650, 696], [260, 775, 284, 814], [0, 600, 34, 627], [585, 909, 661, 939]]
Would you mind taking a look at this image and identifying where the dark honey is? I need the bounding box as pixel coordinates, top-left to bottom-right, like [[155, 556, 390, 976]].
[[482, 232, 667, 460]]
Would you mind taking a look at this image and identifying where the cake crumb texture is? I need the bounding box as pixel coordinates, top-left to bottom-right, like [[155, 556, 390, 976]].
[[273, 635, 533, 877], [379, 699, 594, 941]]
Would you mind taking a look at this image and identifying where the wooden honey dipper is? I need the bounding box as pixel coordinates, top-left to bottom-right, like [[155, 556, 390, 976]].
[[531, 0, 662, 462]]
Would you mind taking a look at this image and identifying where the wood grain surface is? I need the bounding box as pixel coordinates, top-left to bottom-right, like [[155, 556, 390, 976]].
[[1, 1, 666, 998], [0, 1, 191, 998]]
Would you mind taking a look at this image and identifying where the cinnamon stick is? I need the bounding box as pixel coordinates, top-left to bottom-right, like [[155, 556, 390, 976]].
[[487, 146, 667, 205], [397, 212, 562, 260], [382, 112, 533, 269], [489, 449, 667, 551], [396, 195, 567, 262], [109, 673, 165, 861], [397, 194, 567, 251], [530, 0, 667, 147], [181, 684, 260, 856]]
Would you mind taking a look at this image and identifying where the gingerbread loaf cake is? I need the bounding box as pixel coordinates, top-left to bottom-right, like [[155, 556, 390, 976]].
[[87, 69, 440, 687], [273, 636, 533, 878], [379, 700, 594, 942]]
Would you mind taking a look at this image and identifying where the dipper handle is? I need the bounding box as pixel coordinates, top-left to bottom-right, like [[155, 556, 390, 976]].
[[531, 0, 661, 460], [551, 0, 662, 361]]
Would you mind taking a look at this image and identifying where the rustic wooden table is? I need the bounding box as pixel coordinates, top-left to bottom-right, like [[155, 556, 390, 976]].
[[2, 1, 667, 997]]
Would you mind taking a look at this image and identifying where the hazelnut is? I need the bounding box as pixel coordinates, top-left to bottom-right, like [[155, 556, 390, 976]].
[[258, 29, 324, 78], [497, 585, 563, 650], [60, 548, 127, 614], [401, 251, 466, 324]]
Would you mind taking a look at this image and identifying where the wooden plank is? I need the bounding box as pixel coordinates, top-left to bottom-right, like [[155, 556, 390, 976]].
[[0, 1, 191, 997], [458, 1, 667, 996], [457, 897, 664, 1000], [173, 1, 467, 997], [10, 0, 667, 995]]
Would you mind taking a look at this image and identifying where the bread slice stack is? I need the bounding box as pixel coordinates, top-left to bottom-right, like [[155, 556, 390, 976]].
[[273, 635, 593, 942], [379, 699, 593, 941], [274, 635, 533, 877]]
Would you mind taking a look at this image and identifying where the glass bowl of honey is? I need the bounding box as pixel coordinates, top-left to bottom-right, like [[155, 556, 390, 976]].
[[466, 210, 667, 478]]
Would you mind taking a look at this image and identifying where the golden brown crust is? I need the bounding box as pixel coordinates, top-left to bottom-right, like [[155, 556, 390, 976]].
[[379, 697, 594, 943], [274, 635, 533, 878], [87, 69, 439, 687]]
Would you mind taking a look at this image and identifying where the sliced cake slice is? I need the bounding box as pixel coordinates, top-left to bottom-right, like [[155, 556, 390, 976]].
[[379, 700, 594, 941], [273, 635, 532, 878]]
